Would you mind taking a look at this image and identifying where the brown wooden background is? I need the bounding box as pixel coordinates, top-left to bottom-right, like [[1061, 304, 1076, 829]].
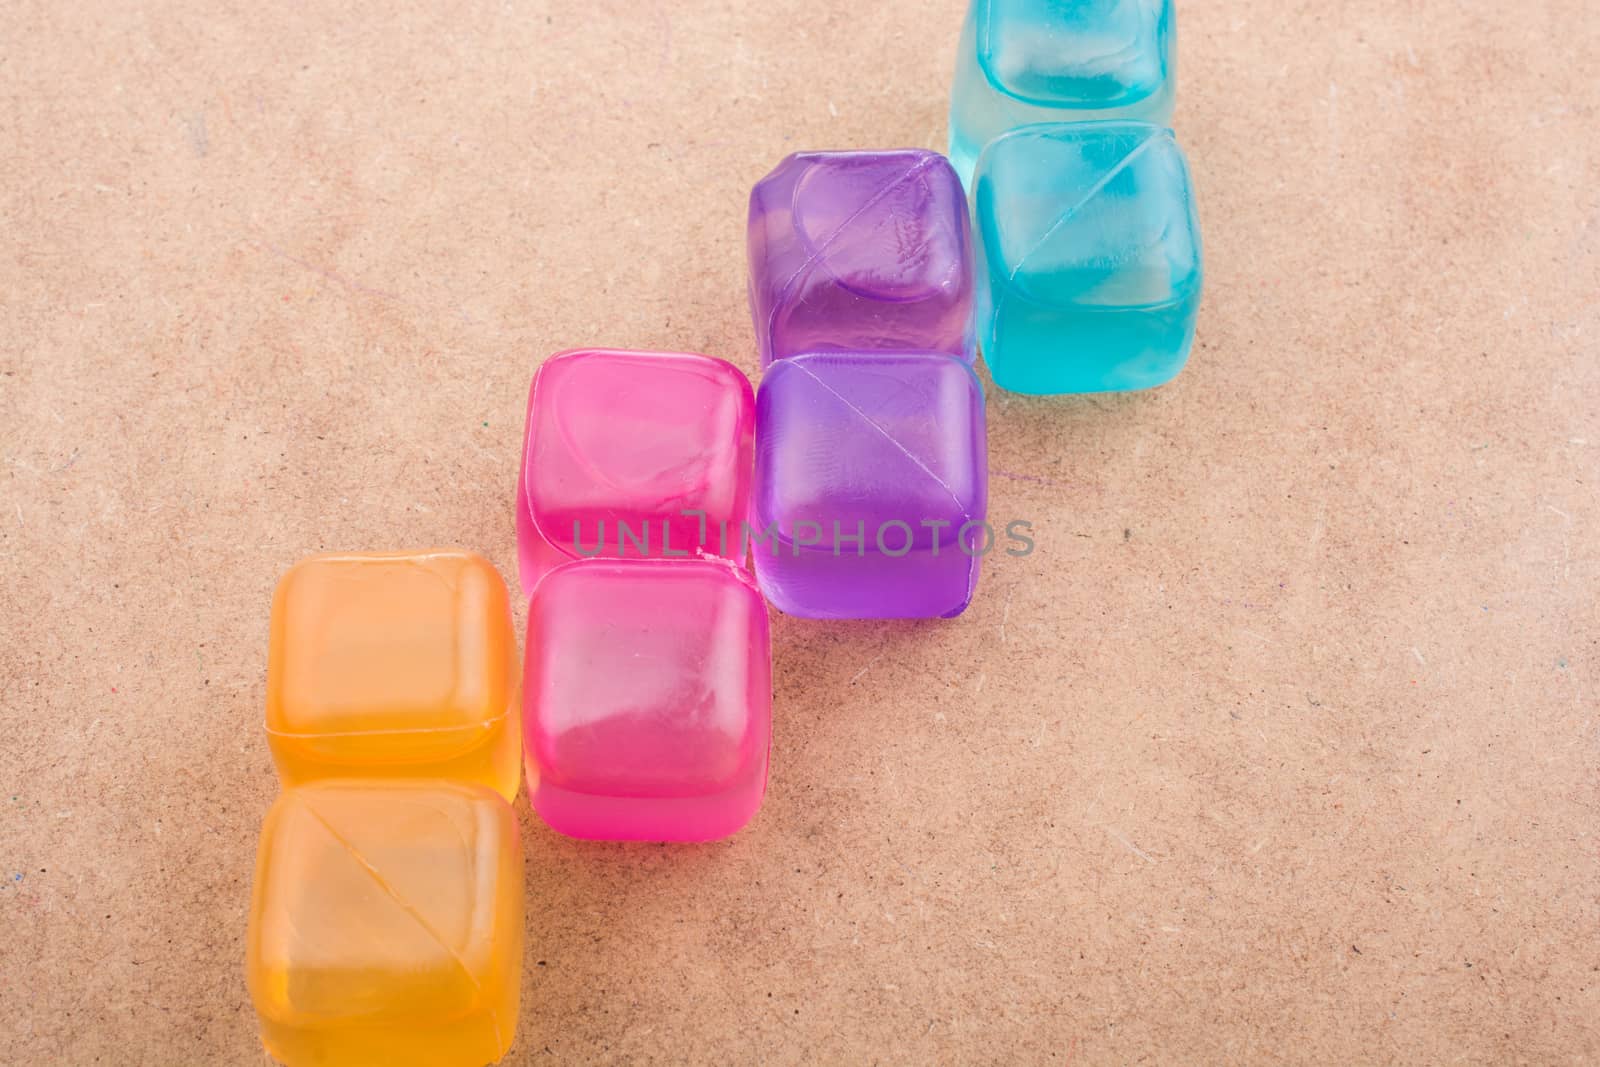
[[3, 1, 1597, 1062]]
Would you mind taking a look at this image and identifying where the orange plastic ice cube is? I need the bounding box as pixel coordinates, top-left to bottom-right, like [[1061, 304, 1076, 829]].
[[265, 549, 520, 801], [246, 780, 524, 1066]]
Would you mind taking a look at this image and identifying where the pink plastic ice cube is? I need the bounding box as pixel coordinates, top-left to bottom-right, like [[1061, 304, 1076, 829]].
[[515, 348, 756, 596], [522, 558, 772, 842]]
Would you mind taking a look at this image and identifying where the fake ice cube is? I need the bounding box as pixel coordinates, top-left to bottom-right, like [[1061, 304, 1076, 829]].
[[522, 558, 772, 842], [516, 348, 755, 594], [747, 149, 974, 365], [750, 352, 989, 619], [973, 121, 1201, 394], [948, 0, 1176, 184], [246, 781, 524, 1067], [265, 549, 520, 801]]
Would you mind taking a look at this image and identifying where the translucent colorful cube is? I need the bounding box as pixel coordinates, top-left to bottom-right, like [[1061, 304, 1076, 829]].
[[948, 0, 1176, 184], [522, 558, 771, 841], [516, 348, 755, 595], [751, 352, 989, 619], [973, 121, 1201, 394], [747, 149, 975, 366], [265, 549, 521, 801], [246, 780, 524, 1067]]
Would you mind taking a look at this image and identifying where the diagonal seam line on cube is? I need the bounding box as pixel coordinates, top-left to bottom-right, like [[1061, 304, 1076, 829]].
[[299, 798, 504, 1051], [1005, 131, 1158, 285], [299, 800, 490, 1010], [768, 155, 941, 344], [413, 796, 508, 1057], [791, 361, 973, 526], [992, 131, 1161, 326]]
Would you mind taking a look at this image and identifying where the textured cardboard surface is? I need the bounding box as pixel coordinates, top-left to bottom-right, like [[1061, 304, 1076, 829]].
[[2, 1, 1598, 1063]]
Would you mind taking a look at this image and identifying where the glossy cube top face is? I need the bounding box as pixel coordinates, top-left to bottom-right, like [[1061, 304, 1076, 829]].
[[948, 0, 1175, 184], [517, 348, 756, 594], [747, 150, 975, 366], [246, 781, 523, 1067], [524, 559, 772, 842], [974, 122, 1201, 394], [752, 353, 988, 619], [265, 550, 520, 800]]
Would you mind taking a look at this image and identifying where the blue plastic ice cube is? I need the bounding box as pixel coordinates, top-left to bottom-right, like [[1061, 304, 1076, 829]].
[[972, 121, 1202, 394], [949, 0, 1176, 185]]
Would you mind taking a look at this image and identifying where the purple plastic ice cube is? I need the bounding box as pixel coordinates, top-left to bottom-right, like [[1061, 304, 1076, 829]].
[[747, 150, 975, 367], [750, 352, 988, 619]]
